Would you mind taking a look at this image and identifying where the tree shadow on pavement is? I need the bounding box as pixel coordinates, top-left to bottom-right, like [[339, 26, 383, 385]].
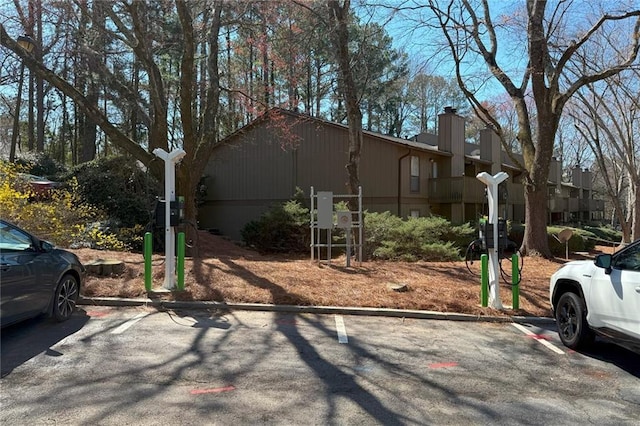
[[1, 310, 90, 377]]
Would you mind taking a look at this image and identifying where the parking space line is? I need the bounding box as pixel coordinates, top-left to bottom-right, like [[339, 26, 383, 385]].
[[511, 323, 565, 354], [111, 312, 149, 334], [335, 315, 348, 344]]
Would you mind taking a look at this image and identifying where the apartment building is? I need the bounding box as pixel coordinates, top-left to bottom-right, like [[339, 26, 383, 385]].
[[198, 107, 603, 240]]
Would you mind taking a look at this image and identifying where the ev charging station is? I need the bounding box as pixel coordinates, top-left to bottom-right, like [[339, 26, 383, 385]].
[[476, 171, 509, 309], [153, 148, 186, 290]]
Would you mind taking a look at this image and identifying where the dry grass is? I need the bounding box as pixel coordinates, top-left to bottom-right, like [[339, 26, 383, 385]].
[[75, 230, 615, 318]]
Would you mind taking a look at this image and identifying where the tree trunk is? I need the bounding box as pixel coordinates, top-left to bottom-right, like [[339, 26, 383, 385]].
[[177, 170, 199, 257], [612, 193, 632, 244], [173, 0, 223, 257], [328, 0, 362, 199], [261, 20, 270, 107], [80, 81, 98, 162], [631, 181, 640, 242], [35, 0, 44, 153], [27, 63, 35, 151], [59, 92, 68, 164], [26, 0, 35, 152], [611, 170, 632, 243], [9, 65, 25, 162], [522, 185, 550, 257]]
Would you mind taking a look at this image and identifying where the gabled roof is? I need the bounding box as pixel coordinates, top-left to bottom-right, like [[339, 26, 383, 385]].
[[218, 107, 452, 157]]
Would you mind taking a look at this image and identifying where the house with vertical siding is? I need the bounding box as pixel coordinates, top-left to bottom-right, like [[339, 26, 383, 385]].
[[198, 108, 603, 240]]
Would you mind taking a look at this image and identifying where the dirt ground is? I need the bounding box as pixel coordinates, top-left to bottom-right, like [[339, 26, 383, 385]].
[[75, 230, 616, 318]]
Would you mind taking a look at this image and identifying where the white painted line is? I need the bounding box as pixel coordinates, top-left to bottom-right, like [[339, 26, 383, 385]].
[[111, 312, 149, 335], [512, 323, 565, 355], [335, 315, 348, 344]]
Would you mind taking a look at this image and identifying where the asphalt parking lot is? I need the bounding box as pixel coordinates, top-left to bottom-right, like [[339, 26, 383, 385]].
[[1, 306, 639, 425]]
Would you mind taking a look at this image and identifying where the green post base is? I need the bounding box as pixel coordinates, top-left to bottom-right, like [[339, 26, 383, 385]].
[[512, 254, 519, 310], [481, 254, 488, 307], [144, 232, 152, 292], [177, 232, 185, 291]]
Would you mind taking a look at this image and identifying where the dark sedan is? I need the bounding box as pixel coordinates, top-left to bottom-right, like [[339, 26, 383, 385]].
[[0, 219, 84, 327]]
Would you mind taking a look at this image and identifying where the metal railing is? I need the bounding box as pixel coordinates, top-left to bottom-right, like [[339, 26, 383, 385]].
[[427, 177, 524, 205]]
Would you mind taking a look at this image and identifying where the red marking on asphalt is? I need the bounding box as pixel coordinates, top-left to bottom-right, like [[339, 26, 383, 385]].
[[527, 334, 552, 341], [86, 311, 110, 318], [190, 386, 235, 395], [428, 362, 458, 369]]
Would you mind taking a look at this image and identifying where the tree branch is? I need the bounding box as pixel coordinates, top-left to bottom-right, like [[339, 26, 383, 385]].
[[0, 24, 153, 165]]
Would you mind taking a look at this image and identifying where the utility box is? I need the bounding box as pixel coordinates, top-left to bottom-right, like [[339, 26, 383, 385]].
[[336, 211, 352, 229], [479, 218, 507, 250], [154, 198, 183, 227], [317, 192, 333, 229]]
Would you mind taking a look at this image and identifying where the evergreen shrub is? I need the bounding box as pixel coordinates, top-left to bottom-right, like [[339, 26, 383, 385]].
[[68, 156, 159, 228], [364, 213, 474, 261], [583, 225, 622, 245], [15, 152, 66, 180], [241, 200, 310, 253], [240, 200, 473, 261]]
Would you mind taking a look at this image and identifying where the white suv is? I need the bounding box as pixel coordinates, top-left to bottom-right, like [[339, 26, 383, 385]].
[[549, 239, 640, 353]]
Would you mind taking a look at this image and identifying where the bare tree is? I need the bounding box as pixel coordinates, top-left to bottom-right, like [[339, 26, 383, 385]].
[[410, 73, 467, 134], [570, 70, 640, 243], [411, 0, 640, 257]]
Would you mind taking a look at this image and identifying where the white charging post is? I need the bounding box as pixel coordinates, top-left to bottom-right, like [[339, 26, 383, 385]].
[[153, 148, 186, 290], [476, 171, 509, 309]]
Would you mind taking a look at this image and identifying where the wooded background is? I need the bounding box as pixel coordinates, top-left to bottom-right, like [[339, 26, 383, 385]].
[[1, 0, 639, 254]]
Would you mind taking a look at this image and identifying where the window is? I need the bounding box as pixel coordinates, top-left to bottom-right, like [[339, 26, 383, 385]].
[[0, 224, 32, 251], [410, 210, 420, 218], [410, 156, 420, 192], [613, 243, 640, 272]]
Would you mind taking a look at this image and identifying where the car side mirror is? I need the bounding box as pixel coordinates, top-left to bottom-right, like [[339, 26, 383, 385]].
[[595, 254, 612, 274], [41, 240, 54, 252]]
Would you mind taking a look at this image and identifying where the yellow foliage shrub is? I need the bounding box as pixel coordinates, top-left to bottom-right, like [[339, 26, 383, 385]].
[[0, 161, 129, 250]]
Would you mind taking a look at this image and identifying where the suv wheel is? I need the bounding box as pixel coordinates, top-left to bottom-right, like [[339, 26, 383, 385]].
[[555, 292, 594, 350]]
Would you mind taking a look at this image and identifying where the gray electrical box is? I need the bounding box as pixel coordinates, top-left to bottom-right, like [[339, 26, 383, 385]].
[[317, 191, 333, 229], [336, 211, 352, 229]]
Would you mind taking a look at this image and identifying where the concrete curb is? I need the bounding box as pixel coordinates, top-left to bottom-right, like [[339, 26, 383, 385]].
[[78, 296, 555, 325]]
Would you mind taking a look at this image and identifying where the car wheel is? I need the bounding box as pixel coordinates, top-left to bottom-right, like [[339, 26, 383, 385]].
[[555, 292, 594, 350], [53, 274, 79, 322]]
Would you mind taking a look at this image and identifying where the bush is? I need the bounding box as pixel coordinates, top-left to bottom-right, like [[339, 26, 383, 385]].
[[583, 225, 622, 245], [67, 156, 160, 228], [444, 221, 476, 253], [1, 161, 128, 249], [360, 211, 404, 259], [241, 200, 310, 253], [15, 152, 66, 180], [116, 224, 146, 251], [364, 213, 472, 261]]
